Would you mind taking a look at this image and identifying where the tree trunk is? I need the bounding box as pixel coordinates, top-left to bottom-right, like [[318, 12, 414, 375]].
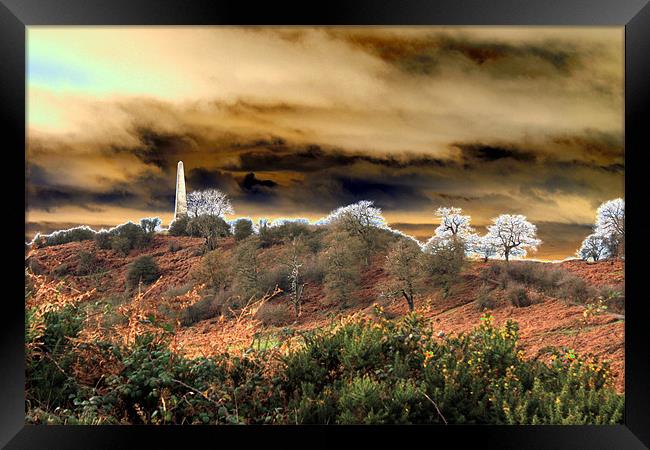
[[402, 291, 414, 311]]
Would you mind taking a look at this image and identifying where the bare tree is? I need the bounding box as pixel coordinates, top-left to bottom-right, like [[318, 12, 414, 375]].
[[468, 234, 499, 262], [594, 198, 624, 257], [485, 214, 541, 262], [187, 189, 234, 218], [433, 207, 475, 240], [578, 233, 610, 262], [384, 239, 424, 311], [281, 237, 308, 321]]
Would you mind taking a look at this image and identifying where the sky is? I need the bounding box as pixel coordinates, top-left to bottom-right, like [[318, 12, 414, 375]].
[[26, 27, 624, 260]]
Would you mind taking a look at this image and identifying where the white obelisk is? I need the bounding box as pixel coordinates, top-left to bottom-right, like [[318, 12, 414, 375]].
[[174, 161, 187, 221]]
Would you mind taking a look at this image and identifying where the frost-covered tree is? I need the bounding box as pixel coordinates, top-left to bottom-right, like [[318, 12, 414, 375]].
[[322, 200, 387, 264], [187, 189, 234, 218], [594, 198, 624, 257], [485, 214, 541, 262], [469, 234, 499, 262], [433, 207, 475, 240], [578, 233, 610, 262]]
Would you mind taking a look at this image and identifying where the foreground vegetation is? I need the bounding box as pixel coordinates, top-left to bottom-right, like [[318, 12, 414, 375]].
[[26, 303, 623, 425]]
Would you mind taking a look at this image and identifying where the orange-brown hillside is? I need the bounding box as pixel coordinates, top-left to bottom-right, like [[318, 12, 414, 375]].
[[25, 235, 626, 392]]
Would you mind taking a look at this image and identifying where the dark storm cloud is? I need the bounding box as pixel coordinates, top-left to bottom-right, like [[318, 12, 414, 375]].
[[229, 144, 450, 173], [185, 167, 239, 191], [334, 32, 585, 79], [454, 143, 537, 163], [240, 172, 278, 191]]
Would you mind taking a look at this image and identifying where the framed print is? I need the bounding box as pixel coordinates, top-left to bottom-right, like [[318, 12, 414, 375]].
[[2, 0, 649, 448]]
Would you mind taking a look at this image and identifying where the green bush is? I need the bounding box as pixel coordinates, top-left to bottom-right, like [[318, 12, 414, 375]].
[[126, 256, 160, 288], [168, 215, 190, 236], [110, 236, 132, 256], [186, 215, 231, 250], [233, 219, 254, 242], [94, 231, 112, 250], [77, 251, 100, 276], [110, 222, 146, 255], [26, 311, 623, 425], [191, 250, 231, 292], [422, 238, 465, 296]]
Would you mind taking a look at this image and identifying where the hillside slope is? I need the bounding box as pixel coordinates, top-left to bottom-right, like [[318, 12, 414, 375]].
[[26, 235, 625, 392]]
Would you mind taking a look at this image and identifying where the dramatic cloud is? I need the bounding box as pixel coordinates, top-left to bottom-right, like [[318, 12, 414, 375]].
[[26, 27, 624, 259]]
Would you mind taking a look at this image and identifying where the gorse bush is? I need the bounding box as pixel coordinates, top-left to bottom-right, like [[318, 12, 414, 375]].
[[26, 310, 623, 425]]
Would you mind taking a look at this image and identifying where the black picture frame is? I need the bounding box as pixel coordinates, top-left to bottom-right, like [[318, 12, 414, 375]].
[[2, 1, 648, 448]]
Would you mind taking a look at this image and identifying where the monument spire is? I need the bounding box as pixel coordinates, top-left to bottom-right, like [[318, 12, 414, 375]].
[[174, 161, 187, 221]]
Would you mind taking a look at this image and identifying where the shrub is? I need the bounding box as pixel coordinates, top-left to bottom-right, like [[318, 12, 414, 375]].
[[163, 283, 194, 299], [191, 250, 231, 291], [52, 261, 76, 277], [26, 312, 623, 425], [126, 256, 160, 288], [422, 238, 465, 296], [110, 222, 146, 254], [599, 285, 624, 314], [323, 231, 363, 306], [26, 257, 45, 275], [168, 215, 190, 236], [258, 265, 291, 293], [187, 215, 231, 250], [179, 291, 234, 325], [476, 286, 496, 311], [557, 276, 594, 304], [76, 251, 100, 275], [110, 235, 132, 256], [257, 220, 315, 248], [506, 284, 533, 307], [254, 302, 293, 326], [168, 241, 183, 252], [140, 217, 161, 235], [231, 238, 262, 299], [480, 262, 597, 305], [233, 219, 254, 241], [40, 226, 96, 247], [94, 231, 112, 250]]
